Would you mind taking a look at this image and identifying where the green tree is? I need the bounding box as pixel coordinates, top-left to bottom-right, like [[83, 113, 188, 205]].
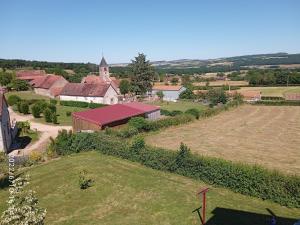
[[11, 79, 29, 91], [0, 176, 46, 225], [130, 53, 155, 94], [171, 77, 179, 85], [119, 79, 131, 96], [43, 108, 52, 123], [207, 88, 228, 106], [7, 95, 21, 106], [20, 102, 29, 114], [179, 88, 195, 99], [156, 90, 164, 101], [0, 72, 14, 86]]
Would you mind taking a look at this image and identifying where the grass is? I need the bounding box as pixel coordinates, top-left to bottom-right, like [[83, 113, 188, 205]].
[[33, 104, 83, 126], [0, 152, 299, 224], [5, 91, 50, 100], [146, 105, 300, 175], [240, 86, 300, 97], [194, 80, 249, 86], [149, 100, 207, 112]]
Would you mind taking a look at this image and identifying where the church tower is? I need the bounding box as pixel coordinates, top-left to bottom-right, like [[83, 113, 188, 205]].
[[99, 56, 110, 81]]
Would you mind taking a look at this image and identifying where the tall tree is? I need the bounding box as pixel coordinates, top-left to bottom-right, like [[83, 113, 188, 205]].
[[119, 79, 131, 96], [130, 53, 155, 95]]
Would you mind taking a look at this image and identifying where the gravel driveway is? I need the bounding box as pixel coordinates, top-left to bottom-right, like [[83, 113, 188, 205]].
[[8, 108, 72, 156]]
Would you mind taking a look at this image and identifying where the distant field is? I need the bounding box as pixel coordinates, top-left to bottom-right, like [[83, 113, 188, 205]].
[[194, 80, 249, 86], [5, 91, 49, 100], [146, 105, 300, 174], [149, 100, 206, 112], [240, 86, 300, 97], [0, 152, 298, 224]]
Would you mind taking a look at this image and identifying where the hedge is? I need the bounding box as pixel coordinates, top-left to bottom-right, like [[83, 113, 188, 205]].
[[59, 100, 107, 109], [261, 96, 284, 101], [51, 131, 300, 208], [255, 100, 300, 106]]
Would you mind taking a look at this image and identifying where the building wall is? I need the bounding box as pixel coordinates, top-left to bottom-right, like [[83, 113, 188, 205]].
[[0, 101, 12, 153], [103, 85, 119, 105], [60, 95, 104, 104], [152, 87, 186, 101], [72, 116, 101, 132], [145, 109, 161, 120], [34, 88, 51, 97]]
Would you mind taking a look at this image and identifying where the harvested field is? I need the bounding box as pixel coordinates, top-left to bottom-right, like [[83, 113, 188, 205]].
[[194, 80, 249, 86], [146, 105, 300, 174], [240, 86, 300, 97]]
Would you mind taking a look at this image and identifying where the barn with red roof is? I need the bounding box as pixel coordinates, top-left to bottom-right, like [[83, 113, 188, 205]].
[[72, 102, 160, 131]]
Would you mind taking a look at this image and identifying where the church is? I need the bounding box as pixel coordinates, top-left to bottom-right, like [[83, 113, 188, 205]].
[[59, 57, 120, 105]]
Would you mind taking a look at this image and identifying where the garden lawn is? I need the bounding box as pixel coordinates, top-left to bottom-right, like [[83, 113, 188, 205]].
[[149, 100, 206, 112], [5, 91, 50, 100], [0, 152, 299, 225]]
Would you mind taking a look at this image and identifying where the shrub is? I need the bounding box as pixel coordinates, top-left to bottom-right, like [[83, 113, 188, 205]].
[[88, 102, 106, 109], [79, 170, 93, 190], [185, 108, 200, 119], [31, 103, 41, 118], [60, 100, 89, 108], [117, 126, 139, 138], [10, 79, 29, 91], [43, 108, 52, 123], [51, 113, 57, 124], [29, 151, 43, 163], [130, 135, 145, 155], [16, 121, 30, 134], [20, 102, 29, 114], [161, 109, 183, 117], [66, 111, 72, 117], [50, 99, 57, 105], [7, 95, 21, 106], [179, 88, 195, 99], [48, 104, 57, 113], [128, 117, 149, 131]]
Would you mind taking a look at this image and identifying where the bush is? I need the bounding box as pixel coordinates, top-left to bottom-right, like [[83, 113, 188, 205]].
[[79, 170, 93, 190], [50, 99, 57, 105], [51, 113, 57, 124], [10, 79, 29, 91], [16, 121, 30, 134], [88, 102, 106, 109], [48, 104, 57, 113], [51, 131, 300, 208], [185, 108, 200, 119], [7, 95, 21, 106], [31, 101, 48, 118], [20, 102, 29, 114], [60, 100, 89, 108], [179, 89, 195, 99], [66, 111, 72, 117], [29, 151, 43, 163], [43, 108, 52, 123], [128, 117, 149, 131], [116, 126, 139, 138]]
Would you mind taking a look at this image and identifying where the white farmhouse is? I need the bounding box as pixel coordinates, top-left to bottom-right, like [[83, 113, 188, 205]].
[[152, 85, 186, 101], [0, 94, 14, 153], [59, 83, 119, 105]]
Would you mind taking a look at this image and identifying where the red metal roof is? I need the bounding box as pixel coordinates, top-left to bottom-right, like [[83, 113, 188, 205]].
[[73, 102, 160, 126]]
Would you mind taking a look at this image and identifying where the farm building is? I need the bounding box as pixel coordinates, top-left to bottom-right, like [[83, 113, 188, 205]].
[[0, 94, 15, 153], [72, 102, 160, 132], [60, 83, 119, 105], [30, 74, 69, 98], [151, 85, 186, 101], [16, 70, 46, 81], [81, 56, 120, 93]]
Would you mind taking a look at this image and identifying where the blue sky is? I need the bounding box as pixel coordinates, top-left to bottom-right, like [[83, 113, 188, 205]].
[[0, 0, 299, 63]]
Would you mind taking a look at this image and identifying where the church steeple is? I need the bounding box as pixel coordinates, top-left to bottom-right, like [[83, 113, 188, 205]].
[[99, 56, 110, 81]]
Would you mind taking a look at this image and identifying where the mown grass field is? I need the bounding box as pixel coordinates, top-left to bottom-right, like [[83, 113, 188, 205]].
[[5, 91, 84, 125], [146, 105, 300, 175], [149, 100, 206, 112], [240, 86, 300, 97], [194, 80, 249, 87], [0, 152, 299, 225]]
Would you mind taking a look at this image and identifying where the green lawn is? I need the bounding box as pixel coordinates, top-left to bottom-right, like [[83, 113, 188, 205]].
[[5, 91, 50, 100], [0, 152, 298, 225], [149, 100, 206, 112], [240, 86, 300, 97]]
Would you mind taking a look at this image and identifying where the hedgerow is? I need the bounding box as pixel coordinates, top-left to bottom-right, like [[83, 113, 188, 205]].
[[59, 100, 107, 108], [50, 131, 300, 208], [254, 100, 300, 106]]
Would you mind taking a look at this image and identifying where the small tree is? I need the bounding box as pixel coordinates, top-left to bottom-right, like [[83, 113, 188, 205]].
[[119, 79, 131, 96], [0, 176, 46, 224], [207, 88, 228, 106], [171, 77, 179, 85], [179, 88, 195, 99], [43, 108, 52, 123], [156, 91, 164, 101], [31, 103, 42, 118], [185, 108, 200, 119], [78, 170, 93, 190], [130, 135, 145, 155], [11, 79, 29, 91], [20, 102, 29, 114], [51, 113, 57, 124], [7, 95, 21, 106]]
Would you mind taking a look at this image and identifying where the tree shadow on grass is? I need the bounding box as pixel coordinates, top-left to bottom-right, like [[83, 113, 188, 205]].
[[201, 207, 297, 225]]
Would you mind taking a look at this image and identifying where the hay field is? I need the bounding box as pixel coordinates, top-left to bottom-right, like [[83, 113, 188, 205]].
[[194, 80, 249, 86], [146, 105, 300, 174], [239, 86, 300, 97]]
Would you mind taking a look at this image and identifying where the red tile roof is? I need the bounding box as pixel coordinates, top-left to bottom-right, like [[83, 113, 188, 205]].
[[30, 75, 63, 89], [60, 83, 112, 97], [73, 102, 159, 126], [82, 75, 120, 88]]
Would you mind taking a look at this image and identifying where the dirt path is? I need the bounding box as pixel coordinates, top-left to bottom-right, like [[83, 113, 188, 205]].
[[8, 108, 72, 156]]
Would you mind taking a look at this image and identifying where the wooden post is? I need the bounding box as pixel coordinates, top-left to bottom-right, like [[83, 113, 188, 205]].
[[197, 188, 209, 225]]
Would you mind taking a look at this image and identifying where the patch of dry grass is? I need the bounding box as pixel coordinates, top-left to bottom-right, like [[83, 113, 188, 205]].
[[146, 105, 300, 175]]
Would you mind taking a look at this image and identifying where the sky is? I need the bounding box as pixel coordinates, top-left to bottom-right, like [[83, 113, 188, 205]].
[[0, 0, 299, 64]]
